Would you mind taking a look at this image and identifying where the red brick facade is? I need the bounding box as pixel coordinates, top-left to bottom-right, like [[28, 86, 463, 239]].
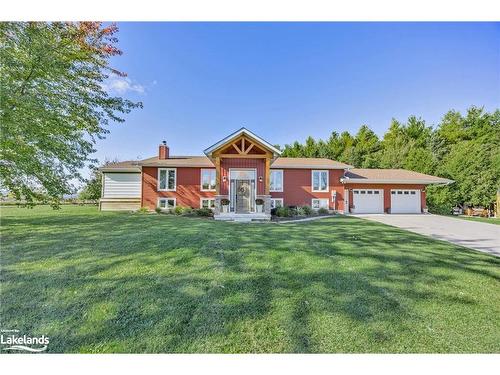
[[270, 169, 345, 211], [142, 167, 215, 210], [141, 166, 428, 213], [220, 158, 266, 195]]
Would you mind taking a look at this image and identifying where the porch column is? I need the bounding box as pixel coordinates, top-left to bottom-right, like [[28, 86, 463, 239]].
[[265, 157, 270, 195], [215, 156, 221, 195]]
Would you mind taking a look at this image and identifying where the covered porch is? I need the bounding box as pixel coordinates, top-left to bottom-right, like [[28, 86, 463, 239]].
[[203, 128, 281, 221]]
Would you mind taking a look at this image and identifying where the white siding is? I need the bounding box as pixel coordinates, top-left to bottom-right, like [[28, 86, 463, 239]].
[[103, 173, 141, 198]]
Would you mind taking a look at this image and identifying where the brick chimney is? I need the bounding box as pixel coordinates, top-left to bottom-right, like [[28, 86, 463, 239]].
[[159, 140, 169, 159]]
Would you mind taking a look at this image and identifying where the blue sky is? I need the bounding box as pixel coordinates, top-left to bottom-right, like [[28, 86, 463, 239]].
[[94, 22, 499, 169]]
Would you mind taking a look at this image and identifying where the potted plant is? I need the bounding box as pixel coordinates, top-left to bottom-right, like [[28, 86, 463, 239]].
[[255, 198, 264, 213], [221, 198, 230, 213]]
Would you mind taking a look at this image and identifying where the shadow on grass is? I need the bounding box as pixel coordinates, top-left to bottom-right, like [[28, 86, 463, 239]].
[[1, 207, 499, 353]]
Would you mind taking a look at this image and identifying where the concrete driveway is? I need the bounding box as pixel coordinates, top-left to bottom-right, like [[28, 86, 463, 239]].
[[354, 214, 500, 257]]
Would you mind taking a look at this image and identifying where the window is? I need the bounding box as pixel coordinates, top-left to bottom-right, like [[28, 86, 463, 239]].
[[158, 198, 176, 209], [270, 170, 283, 192], [312, 170, 328, 192], [360, 191, 366, 194], [311, 198, 329, 210], [200, 198, 215, 209], [270, 198, 283, 209], [410, 191, 416, 195], [158, 168, 176, 191], [201, 169, 216, 191], [374, 191, 380, 195], [391, 191, 396, 195]]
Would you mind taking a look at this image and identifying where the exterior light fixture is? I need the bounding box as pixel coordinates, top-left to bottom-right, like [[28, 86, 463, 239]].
[[259, 176, 263, 182], [222, 176, 227, 182]]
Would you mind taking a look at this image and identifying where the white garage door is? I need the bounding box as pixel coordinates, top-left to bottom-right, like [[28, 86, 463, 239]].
[[390, 190, 421, 213], [352, 189, 384, 214]]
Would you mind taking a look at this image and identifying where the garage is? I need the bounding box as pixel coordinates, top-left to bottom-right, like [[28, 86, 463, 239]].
[[390, 189, 421, 213], [351, 189, 384, 214]]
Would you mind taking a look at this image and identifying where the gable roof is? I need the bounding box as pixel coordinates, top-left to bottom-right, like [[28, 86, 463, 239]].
[[342, 169, 453, 185], [203, 127, 282, 157], [100, 155, 353, 170], [271, 157, 353, 169], [140, 156, 214, 168], [99, 160, 141, 172]]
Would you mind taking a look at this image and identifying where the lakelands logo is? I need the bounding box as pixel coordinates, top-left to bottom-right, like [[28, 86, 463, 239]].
[[1, 329, 49, 352]]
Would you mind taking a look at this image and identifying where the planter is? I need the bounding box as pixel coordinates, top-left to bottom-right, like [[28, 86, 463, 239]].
[[222, 205, 229, 213], [256, 205, 263, 213]]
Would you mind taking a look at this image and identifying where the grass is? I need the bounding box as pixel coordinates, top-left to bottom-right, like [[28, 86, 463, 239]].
[[1, 206, 499, 353], [454, 216, 500, 225]]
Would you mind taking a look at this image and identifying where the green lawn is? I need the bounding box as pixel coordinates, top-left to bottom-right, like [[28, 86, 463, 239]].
[[1, 206, 499, 353], [455, 215, 500, 225]]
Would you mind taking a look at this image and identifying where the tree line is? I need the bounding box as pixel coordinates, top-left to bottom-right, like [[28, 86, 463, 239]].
[[279, 106, 500, 214]]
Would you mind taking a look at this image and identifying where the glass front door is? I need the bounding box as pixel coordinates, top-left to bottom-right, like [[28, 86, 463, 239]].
[[229, 169, 256, 213]]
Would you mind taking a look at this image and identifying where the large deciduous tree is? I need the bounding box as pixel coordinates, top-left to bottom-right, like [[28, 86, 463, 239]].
[[0, 22, 141, 205]]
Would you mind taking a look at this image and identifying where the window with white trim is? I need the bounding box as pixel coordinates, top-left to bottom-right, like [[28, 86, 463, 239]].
[[201, 169, 216, 191], [158, 168, 176, 191], [270, 170, 283, 192], [270, 198, 283, 209], [312, 170, 328, 192], [200, 198, 215, 209], [158, 198, 176, 210], [311, 198, 329, 210]]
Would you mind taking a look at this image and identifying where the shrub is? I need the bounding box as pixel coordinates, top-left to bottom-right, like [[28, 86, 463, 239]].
[[221, 199, 230, 206], [182, 207, 194, 215], [255, 198, 264, 205], [275, 206, 290, 217], [137, 206, 149, 213], [295, 207, 305, 216], [318, 207, 329, 215], [174, 206, 185, 215], [301, 205, 313, 216], [196, 208, 213, 217], [154, 207, 162, 214]]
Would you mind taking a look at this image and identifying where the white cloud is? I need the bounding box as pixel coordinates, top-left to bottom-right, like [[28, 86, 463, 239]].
[[103, 77, 145, 95]]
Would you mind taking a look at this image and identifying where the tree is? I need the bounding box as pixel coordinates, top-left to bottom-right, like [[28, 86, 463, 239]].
[[78, 158, 119, 201], [351, 125, 380, 168], [0, 22, 141, 206]]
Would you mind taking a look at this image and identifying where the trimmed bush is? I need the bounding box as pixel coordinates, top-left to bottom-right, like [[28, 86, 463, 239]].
[[174, 206, 185, 215], [318, 207, 329, 215], [275, 206, 290, 217], [182, 207, 194, 215], [301, 205, 313, 216], [137, 206, 149, 214], [154, 207, 162, 214], [196, 208, 213, 217]]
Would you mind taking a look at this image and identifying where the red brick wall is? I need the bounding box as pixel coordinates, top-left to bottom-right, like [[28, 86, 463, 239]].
[[270, 169, 345, 211], [142, 167, 215, 210], [220, 158, 266, 195], [345, 183, 426, 213]]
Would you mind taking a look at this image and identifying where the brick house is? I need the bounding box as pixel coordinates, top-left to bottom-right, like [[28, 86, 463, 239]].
[[99, 128, 452, 220]]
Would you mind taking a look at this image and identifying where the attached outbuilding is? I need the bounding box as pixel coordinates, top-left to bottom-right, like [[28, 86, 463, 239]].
[[99, 161, 142, 211], [342, 169, 453, 214]]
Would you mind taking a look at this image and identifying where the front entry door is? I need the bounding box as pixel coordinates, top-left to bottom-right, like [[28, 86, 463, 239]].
[[235, 180, 251, 213]]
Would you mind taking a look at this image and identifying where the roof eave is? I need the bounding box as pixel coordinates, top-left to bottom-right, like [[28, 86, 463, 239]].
[[203, 127, 282, 157], [100, 167, 141, 173], [341, 178, 454, 185]]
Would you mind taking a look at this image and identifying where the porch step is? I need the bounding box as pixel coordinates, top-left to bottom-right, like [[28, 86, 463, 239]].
[[214, 213, 271, 222]]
